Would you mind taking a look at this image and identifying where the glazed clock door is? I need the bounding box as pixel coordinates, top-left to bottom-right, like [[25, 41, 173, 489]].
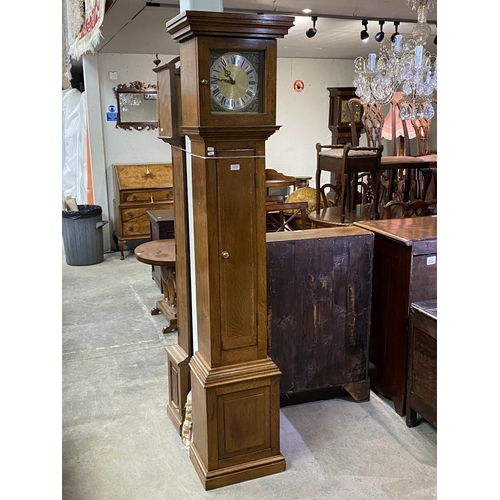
[[216, 149, 261, 361]]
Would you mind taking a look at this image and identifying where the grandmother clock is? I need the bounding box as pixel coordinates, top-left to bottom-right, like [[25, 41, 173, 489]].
[[166, 10, 294, 490]]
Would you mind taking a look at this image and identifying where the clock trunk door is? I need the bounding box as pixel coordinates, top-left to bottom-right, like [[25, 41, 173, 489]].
[[216, 150, 260, 356]]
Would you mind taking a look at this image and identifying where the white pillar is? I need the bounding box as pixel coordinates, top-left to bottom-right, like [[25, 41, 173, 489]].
[[179, 0, 223, 12], [178, 0, 222, 352]]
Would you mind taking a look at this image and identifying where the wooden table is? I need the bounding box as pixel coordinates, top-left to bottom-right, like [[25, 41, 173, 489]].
[[134, 239, 177, 334], [406, 299, 437, 428], [354, 216, 437, 416], [380, 153, 437, 201]]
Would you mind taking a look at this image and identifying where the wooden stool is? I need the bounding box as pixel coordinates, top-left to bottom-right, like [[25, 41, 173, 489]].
[[134, 239, 177, 334]]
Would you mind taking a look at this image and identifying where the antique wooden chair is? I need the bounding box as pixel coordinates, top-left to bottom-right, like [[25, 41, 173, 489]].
[[382, 198, 437, 219], [407, 98, 438, 200], [264, 169, 306, 231], [265, 169, 297, 198], [309, 143, 383, 228], [347, 96, 421, 204]]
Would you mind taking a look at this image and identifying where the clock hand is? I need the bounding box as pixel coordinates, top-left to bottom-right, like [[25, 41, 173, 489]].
[[222, 67, 236, 84], [217, 77, 234, 84]]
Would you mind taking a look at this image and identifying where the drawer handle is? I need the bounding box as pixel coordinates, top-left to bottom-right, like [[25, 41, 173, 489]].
[[129, 227, 134, 232], [221, 251, 229, 259], [132, 195, 137, 200]]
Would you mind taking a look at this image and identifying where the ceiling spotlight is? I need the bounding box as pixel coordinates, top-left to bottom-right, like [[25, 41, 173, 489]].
[[375, 20, 385, 42], [302, 8, 312, 14], [390, 21, 400, 42], [306, 16, 318, 38], [360, 20, 369, 41]]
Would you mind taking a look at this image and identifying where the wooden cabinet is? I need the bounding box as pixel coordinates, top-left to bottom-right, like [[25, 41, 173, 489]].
[[112, 163, 174, 259], [327, 87, 363, 145], [406, 299, 437, 428], [147, 209, 175, 291], [354, 217, 437, 416], [267, 227, 374, 402]]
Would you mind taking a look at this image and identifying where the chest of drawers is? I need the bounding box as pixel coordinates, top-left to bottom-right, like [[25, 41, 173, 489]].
[[406, 299, 437, 428], [112, 163, 174, 259]]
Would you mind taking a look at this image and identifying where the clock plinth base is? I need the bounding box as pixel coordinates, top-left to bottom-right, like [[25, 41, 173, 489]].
[[188, 352, 285, 490], [189, 443, 286, 491], [165, 344, 191, 435]]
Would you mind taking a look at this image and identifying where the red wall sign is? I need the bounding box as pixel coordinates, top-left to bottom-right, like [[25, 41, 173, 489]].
[[293, 80, 305, 92]]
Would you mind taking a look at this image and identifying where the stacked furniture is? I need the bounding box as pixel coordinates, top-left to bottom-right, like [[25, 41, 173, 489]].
[[112, 163, 174, 259]]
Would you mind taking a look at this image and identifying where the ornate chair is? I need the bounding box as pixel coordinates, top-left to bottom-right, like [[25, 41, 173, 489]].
[[265, 168, 296, 198], [407, 98, 438, 200], [382, 198, 437, 219], [347, 96, 422, 204], [309, 143, 383, 228]]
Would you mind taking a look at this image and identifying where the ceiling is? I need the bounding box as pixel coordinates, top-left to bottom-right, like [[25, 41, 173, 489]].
[[96, 0, 438, 60]]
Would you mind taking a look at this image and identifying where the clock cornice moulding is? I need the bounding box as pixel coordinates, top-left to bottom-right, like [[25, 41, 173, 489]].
[[166, 10, 295, 42]]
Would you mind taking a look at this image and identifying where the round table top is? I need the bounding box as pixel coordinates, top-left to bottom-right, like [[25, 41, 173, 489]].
[[134, 239, 176, 266]]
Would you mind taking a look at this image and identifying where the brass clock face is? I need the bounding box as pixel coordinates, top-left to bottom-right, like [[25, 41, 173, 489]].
[[210, 51, 262, 112], [341, 99, 362, 123]]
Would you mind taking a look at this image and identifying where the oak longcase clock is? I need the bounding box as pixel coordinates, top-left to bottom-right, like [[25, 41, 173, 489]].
[[327, 86, 363, 145], [166, 10, 294, 491]]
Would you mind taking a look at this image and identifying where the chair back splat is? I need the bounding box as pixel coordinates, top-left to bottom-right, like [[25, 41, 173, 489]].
[[382, 199, 437, 219]]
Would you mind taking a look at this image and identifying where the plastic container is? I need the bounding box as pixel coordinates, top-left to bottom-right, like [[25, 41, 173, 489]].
[[62, 205, 108, 266]]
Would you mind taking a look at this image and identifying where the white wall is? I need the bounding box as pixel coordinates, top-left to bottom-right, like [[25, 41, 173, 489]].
[[269, 58, 356, 188], [85, 53, 177, 250], [84, 53, 437, 250]]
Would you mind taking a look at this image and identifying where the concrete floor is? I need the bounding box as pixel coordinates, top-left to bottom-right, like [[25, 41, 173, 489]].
[[62, 245, 437, 500]]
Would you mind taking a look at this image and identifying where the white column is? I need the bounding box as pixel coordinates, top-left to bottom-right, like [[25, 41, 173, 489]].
[[179, 0, 223, 12], [82, 54, 112, 251], [179, 0, 222, 353]]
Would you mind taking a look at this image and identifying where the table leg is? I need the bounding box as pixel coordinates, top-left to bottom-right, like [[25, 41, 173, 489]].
[[150, 263, 178, 333]]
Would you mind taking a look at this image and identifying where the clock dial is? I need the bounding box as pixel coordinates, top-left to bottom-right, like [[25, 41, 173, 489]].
[[341, 99, 361, 123], [210, 52, 261, 112]]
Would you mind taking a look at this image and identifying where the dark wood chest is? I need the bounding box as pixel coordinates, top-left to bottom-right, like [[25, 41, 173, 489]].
[[266, 227, 374, 402]]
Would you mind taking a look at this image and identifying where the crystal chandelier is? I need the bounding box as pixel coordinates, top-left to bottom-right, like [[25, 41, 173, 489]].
[[353, 0, 437, 120]]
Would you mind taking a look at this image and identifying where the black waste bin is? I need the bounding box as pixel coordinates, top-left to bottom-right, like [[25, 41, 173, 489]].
[[62, 205, 108, 266]]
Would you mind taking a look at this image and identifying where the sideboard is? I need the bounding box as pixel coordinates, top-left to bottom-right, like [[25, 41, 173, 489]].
[[354, 217, 437, 416]]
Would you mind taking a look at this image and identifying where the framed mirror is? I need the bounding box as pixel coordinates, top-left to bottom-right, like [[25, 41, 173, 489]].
[[114, 81, 158, 130]]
